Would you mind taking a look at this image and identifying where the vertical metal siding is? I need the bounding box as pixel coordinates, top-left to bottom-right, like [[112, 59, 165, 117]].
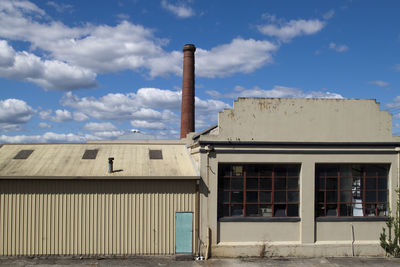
[[0, 179, 197, 256]]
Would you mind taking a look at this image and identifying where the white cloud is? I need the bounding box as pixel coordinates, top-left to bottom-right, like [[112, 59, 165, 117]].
[[0, 98, 35, 131], [386, 96, 400, 109], [60, 88, 230, 135], [38, 122, 51, 128], [329, 42, 349, 53], [87, 131, 125, 139], [368, 80, 389, 87], [0, 1, 283, 88], [0, 132, 86, 143], [39, 109, 73, 122], [222, 85, 344, 99], [60, 89, 182, 121], [196, 38, 278, 78], [73, 112, 89, 122], [323, 10, 335, 20], [0, 40, 97, 90], [83, 122, 117, 132], [161, 0, 194, 18], [394, 64, 400, 72], [46, 1, 73, 13], [135, 87, 181, 109], [0, 130, 127, 143], [130, 120, 167, 130], [258, 17, 325, 42]]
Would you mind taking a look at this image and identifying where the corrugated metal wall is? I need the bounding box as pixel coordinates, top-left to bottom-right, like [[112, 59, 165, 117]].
[[0, 179, 197, 256]]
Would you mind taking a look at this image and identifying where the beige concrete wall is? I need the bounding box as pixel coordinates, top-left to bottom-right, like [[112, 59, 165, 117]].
[[0, 179, 197, 256], [202, 98, 394, 142], [196, 147, 399, 257], [218, 222, 299, 242], [316, 221, 386, 242]]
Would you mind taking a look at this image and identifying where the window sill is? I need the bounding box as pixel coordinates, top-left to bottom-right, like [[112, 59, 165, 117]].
[[316, 216, 388, 222], [218, 217, 301, 222]]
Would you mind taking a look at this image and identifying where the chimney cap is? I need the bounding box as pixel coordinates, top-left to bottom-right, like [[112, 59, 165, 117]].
[[183, 44, 196, 52]]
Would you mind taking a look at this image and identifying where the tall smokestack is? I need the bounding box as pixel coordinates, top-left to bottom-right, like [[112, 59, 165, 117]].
[[180, 44, 196, 139]]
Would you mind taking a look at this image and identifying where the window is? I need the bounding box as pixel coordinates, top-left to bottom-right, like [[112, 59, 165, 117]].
[[218, 164, 300, 218], [149, 149, 163, 159], [82, 149, 98, 159], [14, 149, 34, 159], [316, 164, 389, 217]]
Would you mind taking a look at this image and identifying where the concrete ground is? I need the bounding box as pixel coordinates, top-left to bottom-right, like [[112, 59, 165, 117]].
[[1, 257, 400, 267]]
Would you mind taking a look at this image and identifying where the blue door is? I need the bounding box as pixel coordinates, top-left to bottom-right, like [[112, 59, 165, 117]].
[[175, 212, 193, 254]]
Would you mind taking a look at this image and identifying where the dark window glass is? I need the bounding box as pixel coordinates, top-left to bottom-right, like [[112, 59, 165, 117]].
[[274, 191, 286, 203], [247, 166, 258, 177], [231, 191, 243, 203], [365, 191, 376, 202], [246, 192, 258, 203], [366, 178, 376, 190], [260, 178, 272, 190], [231, 178, 243, 190], [274, 205, 286, 216], [222, 179, 230, 190], [222, 205, 229, 217], [326, 178, 337, 189], [317, 192, 325, 202], [246, 204, 258, 216], [316, 164, 389, 218], [378, 179, 387, 190], [274, 178, 286, 190], [326, 204, 337, 216], [260, 192, 271, 202], [223, 191, 230, 203], [260, 205, 272, 217], [288, 192, 299, 203], [287, 204, 299, 216], [326, 191, 337, 202], [247, 178, 258, 189], [340, 204, 352, 216], [340, 191, 351, 202], [218, 164, 300, 218], [378, 191, 387, 202], [231, 205, 243, 216], [275, 167, 286, 177], [340, 178, 352, 190], [287, 178, 299, 189]]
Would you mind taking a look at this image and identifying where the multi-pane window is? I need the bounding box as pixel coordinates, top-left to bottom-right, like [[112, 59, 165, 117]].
[[218, 164, 300, 218], [316, 164, 389, 217]]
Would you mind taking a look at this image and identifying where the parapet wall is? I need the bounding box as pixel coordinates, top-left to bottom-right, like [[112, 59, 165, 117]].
[[204, 98, 394, 142]]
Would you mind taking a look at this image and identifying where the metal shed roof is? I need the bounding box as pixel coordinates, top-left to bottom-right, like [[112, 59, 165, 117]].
[[0, 143, 199, 179]]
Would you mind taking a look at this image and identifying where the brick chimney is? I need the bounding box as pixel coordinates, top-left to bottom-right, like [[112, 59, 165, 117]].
[[180, 44, 196, 139]]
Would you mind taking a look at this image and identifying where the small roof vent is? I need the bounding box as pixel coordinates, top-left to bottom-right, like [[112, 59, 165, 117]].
[[82, 149, 99, 159], [14, 149, 34, 159], [149, 149, 163, 160]]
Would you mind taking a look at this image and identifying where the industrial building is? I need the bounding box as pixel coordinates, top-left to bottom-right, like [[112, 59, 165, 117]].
[[0, 44, 399, 257]]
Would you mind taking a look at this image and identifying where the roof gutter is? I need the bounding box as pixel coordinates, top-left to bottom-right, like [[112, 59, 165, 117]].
[[198, 140, 400, 147], [0, 176, 200, 180]]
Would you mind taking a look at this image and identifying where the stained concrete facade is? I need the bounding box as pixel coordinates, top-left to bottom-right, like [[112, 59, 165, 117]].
[[0, 97, 399, 258], [190, 98, 400, 257]]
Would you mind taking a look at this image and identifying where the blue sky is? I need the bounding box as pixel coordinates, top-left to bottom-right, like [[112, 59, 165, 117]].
[[0, 0, 399, 143]]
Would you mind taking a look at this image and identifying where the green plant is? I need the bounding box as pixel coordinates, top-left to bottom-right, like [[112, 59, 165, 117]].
[[380, 188, 400, 257]]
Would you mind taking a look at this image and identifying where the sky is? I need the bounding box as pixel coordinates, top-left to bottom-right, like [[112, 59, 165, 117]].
[[0, 0, 399, 143]]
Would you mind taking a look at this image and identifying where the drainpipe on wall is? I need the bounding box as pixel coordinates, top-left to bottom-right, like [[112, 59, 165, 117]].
[[396, 148, 400, 189], [204, 145, 214, 259]]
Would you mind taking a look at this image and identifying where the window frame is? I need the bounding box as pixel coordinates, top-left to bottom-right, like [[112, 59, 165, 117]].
[[315, 163, 389, 219], [218, 163, 300, 221]]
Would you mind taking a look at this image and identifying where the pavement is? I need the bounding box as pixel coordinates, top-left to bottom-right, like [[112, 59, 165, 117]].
[[1, 256, 400, 267]]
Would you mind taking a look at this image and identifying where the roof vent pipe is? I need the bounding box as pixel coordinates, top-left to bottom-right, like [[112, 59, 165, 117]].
[[108, 157, 114, 173], [180, 44, 196, 139]]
